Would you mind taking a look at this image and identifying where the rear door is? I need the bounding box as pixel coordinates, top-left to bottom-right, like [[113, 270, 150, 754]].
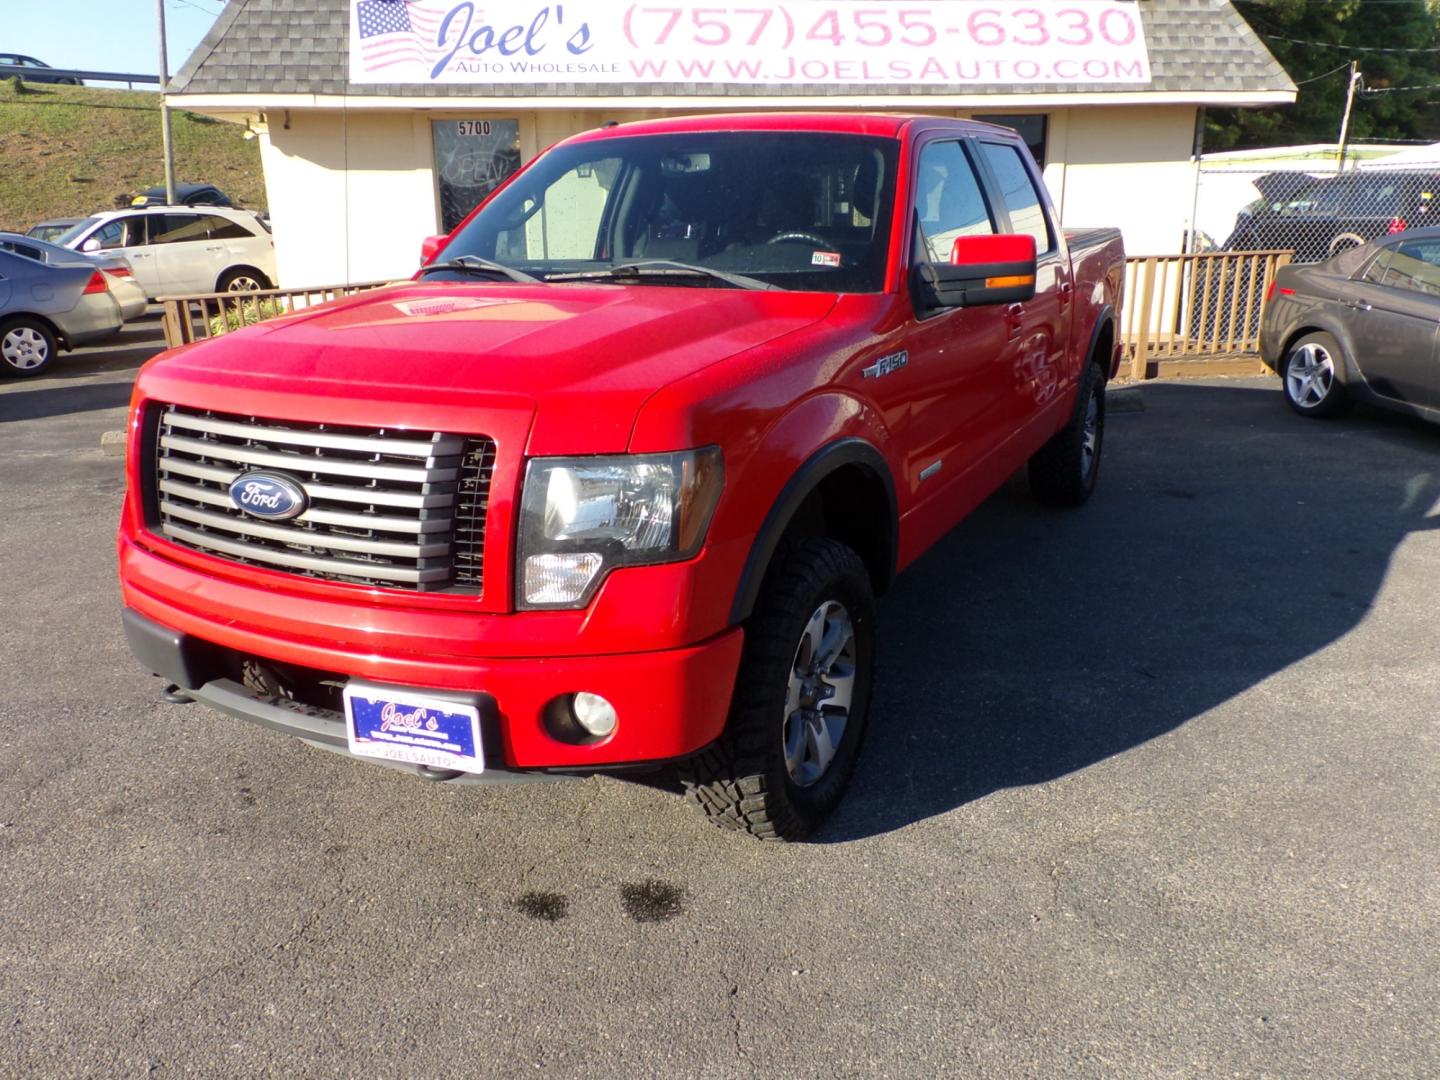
[[1345, 238, 1440, 407], [973, 138, 1074, 432], [148, 212, 215, 294]]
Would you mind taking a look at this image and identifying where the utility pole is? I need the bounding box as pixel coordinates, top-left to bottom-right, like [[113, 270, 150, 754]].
[[1336, 61, 1361, 174], [156, 0, 177, 204]]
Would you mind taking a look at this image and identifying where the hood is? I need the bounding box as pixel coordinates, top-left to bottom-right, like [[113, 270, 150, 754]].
[[142, 281, 838, 453]]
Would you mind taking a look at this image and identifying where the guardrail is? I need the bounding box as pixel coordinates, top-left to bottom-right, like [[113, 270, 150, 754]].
[[159, 282, 393, 348], [1120, 250, 1293, 380], [0, 65, 160, 89]]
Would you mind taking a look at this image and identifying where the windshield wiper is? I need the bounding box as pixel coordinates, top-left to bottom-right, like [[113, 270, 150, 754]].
[[419, 254, 539, 284], [546, 260, 777, 291]]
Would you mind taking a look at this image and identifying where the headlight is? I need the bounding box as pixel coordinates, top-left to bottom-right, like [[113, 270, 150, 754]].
[[517, 448, 724, 609]]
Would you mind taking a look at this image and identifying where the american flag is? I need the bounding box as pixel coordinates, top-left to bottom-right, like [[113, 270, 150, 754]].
[[355, 0, 445, 74]]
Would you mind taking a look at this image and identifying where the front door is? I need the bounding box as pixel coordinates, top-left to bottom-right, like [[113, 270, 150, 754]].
[[900, 137, 1015, 511]]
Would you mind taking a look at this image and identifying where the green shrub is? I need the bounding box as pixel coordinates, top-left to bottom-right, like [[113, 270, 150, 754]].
[[208, 297, 285, 336]]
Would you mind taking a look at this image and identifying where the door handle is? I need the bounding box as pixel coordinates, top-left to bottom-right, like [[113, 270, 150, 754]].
[[1346, 300, 1371, 312], [1006, 303, 1024, 339]]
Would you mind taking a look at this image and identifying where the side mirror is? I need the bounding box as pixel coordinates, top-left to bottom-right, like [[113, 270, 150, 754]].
[[81, 238, 101, 254], [917, 233, 1037, 308], [420, 234, 447, 267]]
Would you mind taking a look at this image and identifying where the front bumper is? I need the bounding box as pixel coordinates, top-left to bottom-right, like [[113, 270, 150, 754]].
[[120, 594, 743, 775]]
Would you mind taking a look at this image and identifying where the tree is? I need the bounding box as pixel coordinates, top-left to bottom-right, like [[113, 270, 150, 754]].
[[1208, 0, 1440, 150]]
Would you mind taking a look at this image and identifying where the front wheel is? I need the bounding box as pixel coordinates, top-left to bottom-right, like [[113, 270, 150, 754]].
[[1280, 331, 1352, 418], [680, 537, 876, 841], [1028, 361, 1106, 507]]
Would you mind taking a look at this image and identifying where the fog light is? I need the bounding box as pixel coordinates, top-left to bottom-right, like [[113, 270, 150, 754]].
[[572, 692, 618, 738]]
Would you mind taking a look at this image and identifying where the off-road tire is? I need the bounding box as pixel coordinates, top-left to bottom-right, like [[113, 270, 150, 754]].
[[1028, 361, 1106, 507], [680, 536, 876, 841]]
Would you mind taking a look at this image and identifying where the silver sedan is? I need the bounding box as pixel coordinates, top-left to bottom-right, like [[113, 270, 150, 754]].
[[0, 243, 124, 377], [1261, 227, 1440, 424]]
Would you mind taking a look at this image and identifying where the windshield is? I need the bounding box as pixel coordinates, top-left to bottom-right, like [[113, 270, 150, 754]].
[[55, 219, 99, 247], [435, 131, 900, 292]]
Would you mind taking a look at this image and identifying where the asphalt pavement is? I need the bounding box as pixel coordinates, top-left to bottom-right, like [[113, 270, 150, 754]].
[[0, 350, 1437, 1078]]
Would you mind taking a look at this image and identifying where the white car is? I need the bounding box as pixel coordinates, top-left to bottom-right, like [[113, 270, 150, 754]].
[[58, 206, 277, 299]]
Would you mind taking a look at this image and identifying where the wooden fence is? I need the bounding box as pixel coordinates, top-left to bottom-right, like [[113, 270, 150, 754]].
[[159, 281, 392, 348], [1120, 250, 1292, 380], [161, 253, 1295, 382]]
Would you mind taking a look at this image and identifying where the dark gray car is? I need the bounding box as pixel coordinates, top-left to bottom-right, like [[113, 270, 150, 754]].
[[0, 54, 82, 85], [1261, 227, 1440, 423]]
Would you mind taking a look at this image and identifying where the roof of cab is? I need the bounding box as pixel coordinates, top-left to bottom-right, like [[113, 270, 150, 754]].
[[565, 112, 989, 143]]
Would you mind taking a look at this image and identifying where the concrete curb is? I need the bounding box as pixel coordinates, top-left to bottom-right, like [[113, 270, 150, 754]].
[[100, 431, 126, 458]]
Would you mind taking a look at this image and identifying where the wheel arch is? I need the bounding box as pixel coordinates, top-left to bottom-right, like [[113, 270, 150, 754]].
[[1280, 324, 1358, 382], [216, 265, 272, 292], [729, 437, 898, 625], [1082, 304, 1118, 379], [0, 311, 66, 351]]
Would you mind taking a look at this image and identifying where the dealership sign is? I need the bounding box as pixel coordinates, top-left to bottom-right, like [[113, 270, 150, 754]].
[[349, 0, 1152, 86]]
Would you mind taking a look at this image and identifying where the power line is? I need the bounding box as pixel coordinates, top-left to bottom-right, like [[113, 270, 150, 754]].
[[1294, 63, 1354, 86], [1261, 34, 1440, 54]]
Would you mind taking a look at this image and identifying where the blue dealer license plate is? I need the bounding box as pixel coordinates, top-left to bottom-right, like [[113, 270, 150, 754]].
[[343, 685, 484, 774]]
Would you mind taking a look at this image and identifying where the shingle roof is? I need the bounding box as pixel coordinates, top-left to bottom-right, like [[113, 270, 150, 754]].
[[170, 0, 1295, 100]]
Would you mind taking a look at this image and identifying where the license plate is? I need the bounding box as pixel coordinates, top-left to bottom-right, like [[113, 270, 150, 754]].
[[343, 684, 484, 774]]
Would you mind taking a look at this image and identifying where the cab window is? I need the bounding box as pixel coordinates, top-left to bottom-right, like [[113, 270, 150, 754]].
[[914, 140, 995, 263], [978, 142, 1053, 254]]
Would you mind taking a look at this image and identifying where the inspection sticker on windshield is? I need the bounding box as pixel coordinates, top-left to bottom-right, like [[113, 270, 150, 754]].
[[343, 684, 484, 773], [812, 251, 842, 268]]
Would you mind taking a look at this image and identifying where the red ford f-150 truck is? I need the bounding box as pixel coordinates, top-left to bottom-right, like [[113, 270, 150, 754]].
[[119, 114, 1124, 840]]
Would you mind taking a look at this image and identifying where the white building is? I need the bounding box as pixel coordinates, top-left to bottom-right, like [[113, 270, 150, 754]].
[[169, 0, 1296, 288]]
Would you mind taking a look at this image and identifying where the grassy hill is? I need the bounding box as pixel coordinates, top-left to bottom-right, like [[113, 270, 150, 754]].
[[0, 79, 265, 232]]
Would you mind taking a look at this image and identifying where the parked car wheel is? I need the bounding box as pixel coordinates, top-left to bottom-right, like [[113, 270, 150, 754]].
[[0, 317, 58, 377], [680, 536, 876, 840], [1028, 360, 1106, 507], [217, 267, 271, 293], [1281, 331, 1352, 418]]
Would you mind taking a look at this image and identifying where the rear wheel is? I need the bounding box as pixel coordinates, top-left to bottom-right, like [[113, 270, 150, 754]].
[[217, 267, 270, 293], [1281, 331, 1352, 418], [0, 317, 58, 377], [680, 536, 876, 841], [1028, 361, 1106, 507]]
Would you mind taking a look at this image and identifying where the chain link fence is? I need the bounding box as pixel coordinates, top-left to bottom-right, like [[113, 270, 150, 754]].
[[1194, 160, 1440, 265]]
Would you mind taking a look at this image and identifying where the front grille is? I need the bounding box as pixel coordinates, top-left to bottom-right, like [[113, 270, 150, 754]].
[[152, 404, 495, 594]]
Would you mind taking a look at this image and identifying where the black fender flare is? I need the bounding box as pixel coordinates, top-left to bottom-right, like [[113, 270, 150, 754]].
[[729, 437, 899, 625], [1082, 303, 1118, 379]]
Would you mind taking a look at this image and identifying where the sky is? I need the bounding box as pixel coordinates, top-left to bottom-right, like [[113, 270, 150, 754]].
[[6, 0, 224, 83]]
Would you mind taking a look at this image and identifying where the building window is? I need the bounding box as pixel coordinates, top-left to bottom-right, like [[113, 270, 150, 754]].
[[982, 115, 1048, 169], [433, 119, 522, 232]]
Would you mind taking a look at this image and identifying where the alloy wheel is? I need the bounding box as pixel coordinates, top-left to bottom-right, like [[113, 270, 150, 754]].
[[783, 600, 858, 788], [1286, 342, 1335, 408]]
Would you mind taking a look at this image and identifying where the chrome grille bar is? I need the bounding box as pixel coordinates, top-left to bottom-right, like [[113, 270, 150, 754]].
[[150, 404, 495, 594]]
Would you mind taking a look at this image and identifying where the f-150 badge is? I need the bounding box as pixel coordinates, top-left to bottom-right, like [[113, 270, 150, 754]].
[[862, 351, 908, 380]]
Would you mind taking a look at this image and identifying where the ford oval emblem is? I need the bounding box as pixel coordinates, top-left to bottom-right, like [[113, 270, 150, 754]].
[[228, 471, 309, 521]]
